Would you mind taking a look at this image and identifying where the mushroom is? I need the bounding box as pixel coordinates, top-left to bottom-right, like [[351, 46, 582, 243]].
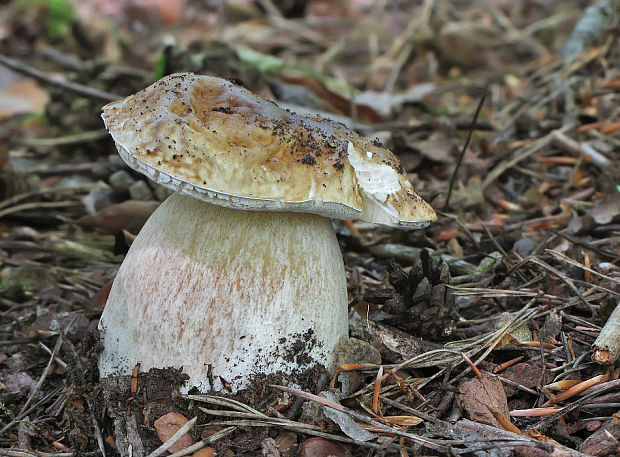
[[99, 73, 436, 392]]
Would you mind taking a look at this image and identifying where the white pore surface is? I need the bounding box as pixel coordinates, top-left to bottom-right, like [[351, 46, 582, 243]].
[[98, 193, 348, 392]]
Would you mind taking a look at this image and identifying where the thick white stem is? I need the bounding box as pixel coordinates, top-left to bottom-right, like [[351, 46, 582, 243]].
[[98, 193, 348, 392]]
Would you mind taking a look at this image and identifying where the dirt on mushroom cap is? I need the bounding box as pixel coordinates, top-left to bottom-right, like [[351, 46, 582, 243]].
[[101, 73, 436, 227]]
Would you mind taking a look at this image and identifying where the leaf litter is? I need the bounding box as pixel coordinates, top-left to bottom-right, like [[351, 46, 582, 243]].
[[0, 0, 618, 456]]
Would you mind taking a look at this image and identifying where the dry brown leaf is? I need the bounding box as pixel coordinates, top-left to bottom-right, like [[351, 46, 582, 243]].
[[192, 448, 216, 457], [457, 373, 510, 428], [153, 412, 195, 454], [413, 133, 455, 163], [500, 362, 551, 397], [590, 194, 620, 225], [0, 72, 48, 119]]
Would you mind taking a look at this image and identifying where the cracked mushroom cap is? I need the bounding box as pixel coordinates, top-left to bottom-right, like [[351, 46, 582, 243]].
[[101, 72, 436, 228]]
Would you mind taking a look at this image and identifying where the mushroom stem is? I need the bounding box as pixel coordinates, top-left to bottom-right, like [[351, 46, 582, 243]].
[[98, 193, 348, 392]]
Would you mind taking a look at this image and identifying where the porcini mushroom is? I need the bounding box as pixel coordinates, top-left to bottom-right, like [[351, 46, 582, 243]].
[[99, 73, 435, 392]]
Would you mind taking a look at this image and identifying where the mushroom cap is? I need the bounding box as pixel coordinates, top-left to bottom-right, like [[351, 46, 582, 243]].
[[101, 73, 436, 228]]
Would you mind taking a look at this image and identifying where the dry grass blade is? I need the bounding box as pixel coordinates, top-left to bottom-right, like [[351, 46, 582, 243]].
[[449, 286, 539, 297], [166, 426, 236, 457], [444, 82, 488, 209], [271, 384, 450, 452], [208, 419, 400, 451], [371, 365, 383, 414], [184, 394, 266, 416], [493, 356, 524, 373], [528, 257, 592, 309], [541, 374, 610, 407], [510, 407, 562, 417], [0, 337, 64, 437], [482, 124, 574, 190], [0, 451, 101, 457], [197, 407, 320, 432], [546, 249, 620, 285]]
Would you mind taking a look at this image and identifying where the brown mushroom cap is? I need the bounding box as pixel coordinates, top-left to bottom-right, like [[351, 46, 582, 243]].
[[101, 73, 436, 228]]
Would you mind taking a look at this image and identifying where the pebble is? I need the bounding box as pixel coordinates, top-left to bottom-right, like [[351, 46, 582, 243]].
[[129, 180, 155, 201], [513, 237, 536, 258], [153, 183, 173, 201], [109, 170, 135, 192], [297, 437, 348, 457]]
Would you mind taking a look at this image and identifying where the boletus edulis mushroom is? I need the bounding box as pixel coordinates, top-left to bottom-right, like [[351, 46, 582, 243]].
[[99, 73, 436, 392]]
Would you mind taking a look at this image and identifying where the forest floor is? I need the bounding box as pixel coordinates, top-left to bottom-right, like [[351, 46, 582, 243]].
[[0, 1, 618, 456]]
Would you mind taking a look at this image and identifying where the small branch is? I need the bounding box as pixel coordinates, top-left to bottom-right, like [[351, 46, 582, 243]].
[[0, 201, 81, 219], [23, 129, 108, 148], [551, 130, 611, 167], [528, 257, 592, 310], [0, 450, 101, 457], [0, 54, 120, 102], [482, 123, 574, 190], [17, 336, 62, 417], [546, 249, 620, 285], [166, 426, 236, 457], [592, 302, 620, 364], [272, 384, 450, 453]]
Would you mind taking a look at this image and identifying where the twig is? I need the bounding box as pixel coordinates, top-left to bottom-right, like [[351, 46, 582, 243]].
[[17, 336, 62, 418], [0, 337, 63, 435], [444, 83, 488, 208], [591, 302, 620, 364], [529, 379, 620, 432], [547, 249, 620, 285], [272, 384, 450, 453], [0, 54, 120, 102], [0, 185, 92, 212], [166, 426, 235, 457], [471, 298, 537, 368], [378, 396, 439, 423], [457, 419, 589, 457], [0, 450, 101, 457], [551, 130, 611, 167], [528, 257, 592, 310], [30, 162, 103, 176], [198, 407, 309, 424], [38, 342, 68, 369], [274, 385, 558, 454], [482, 123, 574, 190], [256, 0, 284, 18], [496, 375, 539, 395], [146, 417, 197, 457], [22, 129, 108, 148], [384, 0, 433, 92], [208, 419, 400, 452], [184, 394, 266, 416], [0, 201, 81, 219], [552, 231, 619, 261]]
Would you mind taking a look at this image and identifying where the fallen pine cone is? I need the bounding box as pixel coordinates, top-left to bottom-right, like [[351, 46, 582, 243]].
[[381, 248, 457, 341]]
